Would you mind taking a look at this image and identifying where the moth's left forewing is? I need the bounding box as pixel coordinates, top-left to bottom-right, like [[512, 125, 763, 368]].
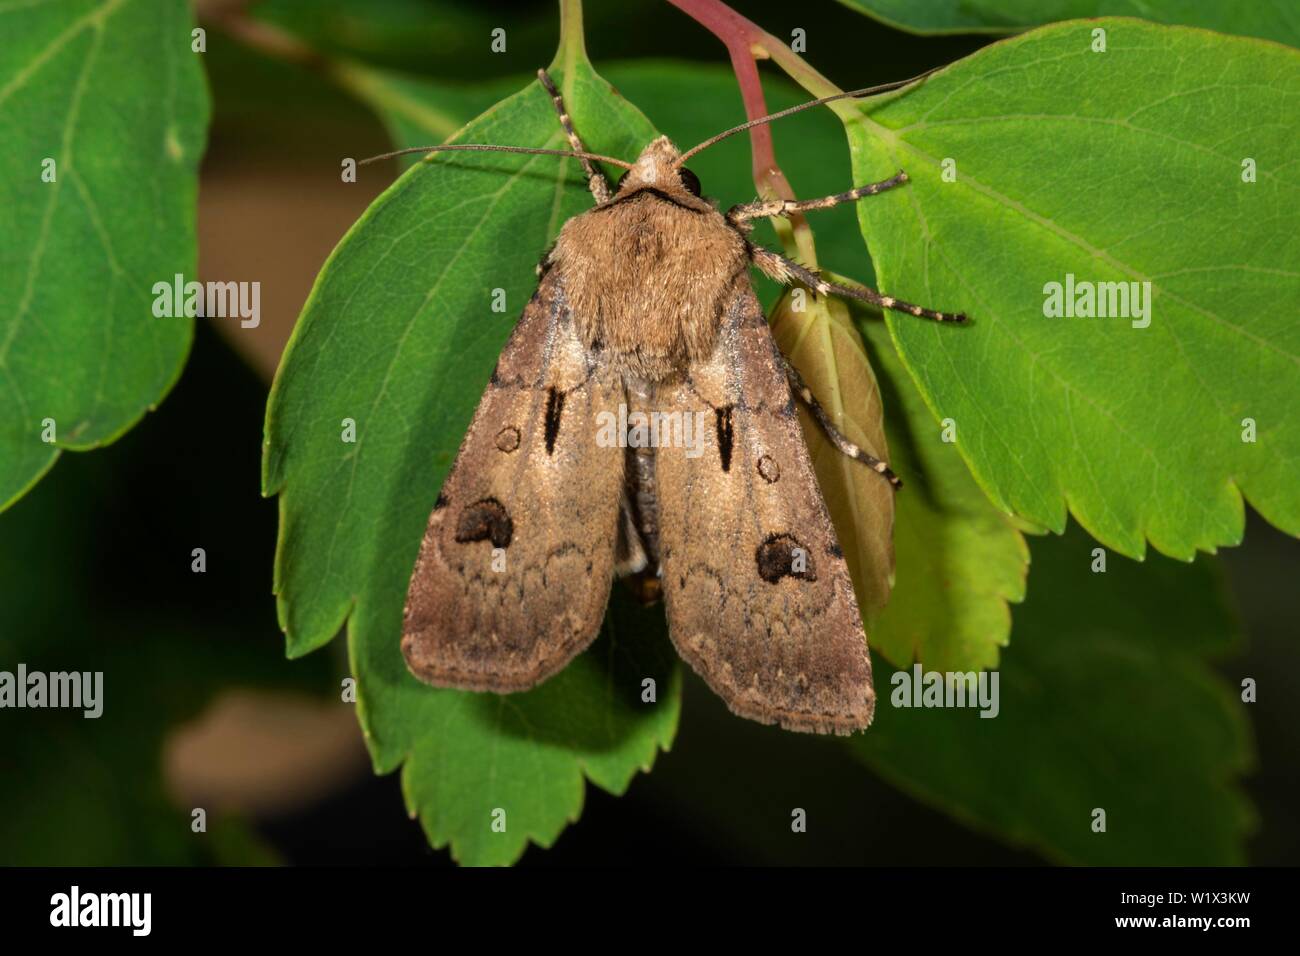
[[402, 274, 626, 693], [655, 290, 874, 734]]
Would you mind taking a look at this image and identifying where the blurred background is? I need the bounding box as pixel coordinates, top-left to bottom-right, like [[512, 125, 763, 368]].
[[1, 0, 1295, 865]]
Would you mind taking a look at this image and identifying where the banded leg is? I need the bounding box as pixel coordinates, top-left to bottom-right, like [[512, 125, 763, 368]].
[[728, 171, 909, 222], [537, 68, 612, 204], [778, 351, 902, 490], [752, 246, 968, 323]]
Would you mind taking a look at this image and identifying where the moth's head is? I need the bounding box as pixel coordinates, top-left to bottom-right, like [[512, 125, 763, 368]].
[[613, 136, 703, 202]]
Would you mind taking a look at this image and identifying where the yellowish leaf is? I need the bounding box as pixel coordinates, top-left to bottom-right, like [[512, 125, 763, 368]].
[[769, 290, 895, 626]]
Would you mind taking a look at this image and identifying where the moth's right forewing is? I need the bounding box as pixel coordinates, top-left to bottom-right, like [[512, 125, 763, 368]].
[[655, 290, 874, 735], [402, 273, 625, 693]]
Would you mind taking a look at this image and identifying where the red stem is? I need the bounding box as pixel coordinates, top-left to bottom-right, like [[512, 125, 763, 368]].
[[666, 0, 805, 223], [666, 1, 777, 184]]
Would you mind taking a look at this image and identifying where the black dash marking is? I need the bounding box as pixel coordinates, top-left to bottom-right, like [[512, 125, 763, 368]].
[[544, 387, 566, 455], [715, 405, 734, 472]]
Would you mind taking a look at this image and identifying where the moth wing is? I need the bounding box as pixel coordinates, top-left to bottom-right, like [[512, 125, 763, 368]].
[[655, 289, 874, 734], [402, 272, 625, 692]]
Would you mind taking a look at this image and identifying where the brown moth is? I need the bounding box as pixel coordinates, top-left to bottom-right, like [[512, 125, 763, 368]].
[[396, 70, 965, 735]]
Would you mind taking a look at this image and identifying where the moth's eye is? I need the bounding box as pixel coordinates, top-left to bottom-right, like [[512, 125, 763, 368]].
[[616, 170, 631, 191], [679, 166, 702, 197]]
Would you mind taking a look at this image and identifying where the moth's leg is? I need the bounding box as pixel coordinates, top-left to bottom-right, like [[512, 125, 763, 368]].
[[728, 171, 908, 223], [751, 245, 968, 323], [778, 350, 902, 490], [536, 68, 613, 204]]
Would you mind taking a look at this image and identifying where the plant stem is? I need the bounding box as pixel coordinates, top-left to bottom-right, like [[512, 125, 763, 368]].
[[197, 0, 325, 70], [555, 0, 589, 76], [666, 0, 850, 266]]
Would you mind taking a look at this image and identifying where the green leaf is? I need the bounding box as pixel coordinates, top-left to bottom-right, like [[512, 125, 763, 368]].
[[264, 50, 684, 865], [329, 64, 523, 168], [769, 291, 1032, 674], [860, 315, 1030, 672], [836, 0, 1017, 35], [400, 595, 681, 865], [0, 0, 207, 511], [843, 19, 1300, 559], [838, 0, 1300, 46], [850, 521, 1253, 864], [253, 0, 563, 76]]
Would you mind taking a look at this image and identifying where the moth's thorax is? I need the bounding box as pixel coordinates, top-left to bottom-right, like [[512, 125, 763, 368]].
[[549, 137, 750, 381]]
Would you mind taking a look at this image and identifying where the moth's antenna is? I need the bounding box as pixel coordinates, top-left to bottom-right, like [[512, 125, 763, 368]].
[[358, 143, 636, 169], [675, 66, 942, 166]]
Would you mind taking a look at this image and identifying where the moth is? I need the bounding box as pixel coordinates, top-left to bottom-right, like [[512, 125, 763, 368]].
[[391, 70, 965, 735]]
